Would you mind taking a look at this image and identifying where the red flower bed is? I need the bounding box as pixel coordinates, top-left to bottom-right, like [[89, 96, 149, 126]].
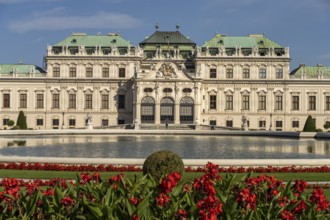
[[1, 162, 330, 173], [0, 163, 329, 219]]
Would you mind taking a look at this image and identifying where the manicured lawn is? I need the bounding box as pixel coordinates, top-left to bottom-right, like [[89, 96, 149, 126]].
[[1, 169, 330, 182]]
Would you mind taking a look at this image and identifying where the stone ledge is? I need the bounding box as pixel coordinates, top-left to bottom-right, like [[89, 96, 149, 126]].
[[0, 156, 329, 167]]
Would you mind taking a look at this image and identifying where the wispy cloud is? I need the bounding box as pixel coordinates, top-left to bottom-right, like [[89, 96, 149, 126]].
[[0, 0, 58, 3], [320, 53, 330, 60], [8, 11, 142, 32]]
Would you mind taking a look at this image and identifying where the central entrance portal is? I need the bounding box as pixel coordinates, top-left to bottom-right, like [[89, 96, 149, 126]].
[[160, 97, 174, 124]]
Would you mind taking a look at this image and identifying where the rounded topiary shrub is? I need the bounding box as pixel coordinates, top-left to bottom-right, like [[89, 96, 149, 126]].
[[143, 150, 184, 181]]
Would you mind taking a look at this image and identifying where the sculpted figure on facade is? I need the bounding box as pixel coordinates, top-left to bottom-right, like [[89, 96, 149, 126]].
[[111, 46, 118, 55], [179, 62, 186, 71], [196, 46, 201, 56], [219, 46, 224, 56], [253, 46, 258, 56]]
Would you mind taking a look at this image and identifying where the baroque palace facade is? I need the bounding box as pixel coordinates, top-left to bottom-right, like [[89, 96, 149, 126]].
[[1, 27, 330, 131]]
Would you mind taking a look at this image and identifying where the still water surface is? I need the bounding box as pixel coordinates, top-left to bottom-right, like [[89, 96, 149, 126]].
[[0, 135, 330, 159]]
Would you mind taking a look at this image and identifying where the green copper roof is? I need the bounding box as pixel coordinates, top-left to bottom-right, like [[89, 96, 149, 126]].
[[202, 34, 284, 48], [140, 31, 196, 45], [290, 65, 330, 78], [53, 33, 132, 47], [0, 64, 46, 76]]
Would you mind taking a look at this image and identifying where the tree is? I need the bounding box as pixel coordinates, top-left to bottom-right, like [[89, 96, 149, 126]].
[[7, 120, 15, 127], [303, 115, 316, 132], [16, 111, 27, 130], [323, 122, 330, 131]]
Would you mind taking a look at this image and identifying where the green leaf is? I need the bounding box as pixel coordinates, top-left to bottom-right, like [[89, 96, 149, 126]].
[[26, 190, 40, 217], [87, 204, 104, 219], [54, 186, 64, 208], [137, 190, 153, 218]]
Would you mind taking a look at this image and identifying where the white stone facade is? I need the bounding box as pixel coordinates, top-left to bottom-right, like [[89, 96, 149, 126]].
[[0, 31, 330, 131]]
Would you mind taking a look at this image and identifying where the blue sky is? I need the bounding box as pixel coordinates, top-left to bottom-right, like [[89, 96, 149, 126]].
[[0, 0, 329, 70]]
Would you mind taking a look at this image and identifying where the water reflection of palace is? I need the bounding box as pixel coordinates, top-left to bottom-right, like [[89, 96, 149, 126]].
[[0, 136, 329, 158]]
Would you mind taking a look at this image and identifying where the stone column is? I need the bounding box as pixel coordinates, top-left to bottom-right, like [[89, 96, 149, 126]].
[[194, 83, 201, 129], [174, 85, 180, 125], [154, 83, 160, 125], [134, 85, 141, 129], [234, 88, 241, 112]]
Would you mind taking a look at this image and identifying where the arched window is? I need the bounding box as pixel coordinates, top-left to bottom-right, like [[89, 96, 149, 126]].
[[141, 97, 155, 123], [180, 97, 194, 124], [160, 97, 174, 123]]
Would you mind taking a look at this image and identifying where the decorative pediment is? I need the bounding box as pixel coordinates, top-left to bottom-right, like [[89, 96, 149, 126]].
[[140, 62, 193, 81], [67, 88, 77, 94], [156, 63, 177, 78], [273, 90, 283, 96]]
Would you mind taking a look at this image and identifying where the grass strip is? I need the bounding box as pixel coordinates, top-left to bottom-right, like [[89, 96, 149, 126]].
[[0, 170, 330, 182]]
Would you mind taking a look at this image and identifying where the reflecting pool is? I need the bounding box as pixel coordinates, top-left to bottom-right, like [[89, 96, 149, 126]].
[[0, 135, 330, 159]]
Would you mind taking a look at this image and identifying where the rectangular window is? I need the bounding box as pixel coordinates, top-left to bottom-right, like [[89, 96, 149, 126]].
[[85, 94, 93, 109], [36, 94, 44, 108], [226, 68, 233, 78], [69, 119, 76, 127], [118, 95, 125, 109], [69, 67, 76, 77], [102, 94, 109, 109], [292, 96, 299, 110], [36, 119, 43, 126], [326, 96, 330, 110], [102, 119, 109, 126], [102, 67, 109, 78], [258, 95, 266, 110], [69, 94, 76, 109], [259, 120, 266, 128], [226, 120, 233, 127], [3, 94, 10, 108], [292, 121, 299, 128], [226, 95, 233, 110], [86, 67, 93, 78], [243, 68, 250, 79], [276, 121, 283, 127], [275, 96, 283, 110], [52, 119, 59, 126], [53, 67, 60, 77], [3, 119, 9, 126], [20, 94, 27, 108], [259, 68, 266, 79], [119, 67, 125, 78], [210, 68, 217, 78], [276, 69, 283, 79], [242, 95, 250, 110], [209, 95, 217, 110], [52, 94, 60, 109], [210, 120, 217, 126], [309, 96, 316, 110]]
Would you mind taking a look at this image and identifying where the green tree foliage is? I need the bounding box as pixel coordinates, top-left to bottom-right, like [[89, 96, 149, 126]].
[[303, 115, 316, 132], [143, 150, 184, 181], [16, 111, 27, 130], [7, 120, 14, 127], [323, 122, 330, 130]]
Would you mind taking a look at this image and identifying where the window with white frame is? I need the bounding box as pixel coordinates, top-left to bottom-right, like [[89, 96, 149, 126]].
[[276, 68, 283, 79], [259, 68, 266, 79]]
